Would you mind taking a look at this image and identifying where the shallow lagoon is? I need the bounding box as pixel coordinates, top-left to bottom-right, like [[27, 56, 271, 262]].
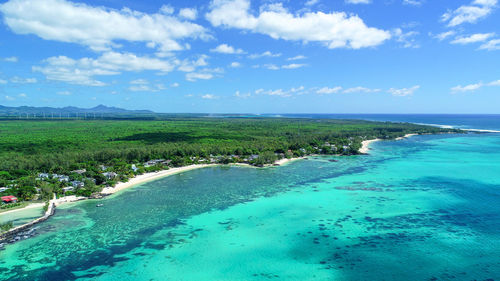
[[1, 133, 499, 280]]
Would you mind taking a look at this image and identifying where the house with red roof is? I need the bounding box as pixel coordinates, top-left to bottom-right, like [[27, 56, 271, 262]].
[[1, 195, 18, 203]]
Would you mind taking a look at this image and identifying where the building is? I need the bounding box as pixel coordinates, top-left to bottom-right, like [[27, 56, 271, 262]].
[[71, 169, 87, 174], [103, 172, 117, 180], [1, 195, 18, 203], [38, 173, 50, 179], [0, 187, 9, 193], [131, 164, 139, 172], [70, 181, 84, 188], [62, 186, 75, 193]]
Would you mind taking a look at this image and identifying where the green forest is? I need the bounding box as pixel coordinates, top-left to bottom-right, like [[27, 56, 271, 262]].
[[0, 117, 459, 201]]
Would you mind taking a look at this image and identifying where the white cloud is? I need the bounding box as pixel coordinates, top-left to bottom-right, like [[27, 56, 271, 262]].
[[387, 85, 420, 96], [441, 0, 498, 27], [171, 82, 180, 87], [281, 63, 306, 69], [234, 90, 251, 98], [393, 28, 420, 48], [128, 79, 166, 92], [186, 68, 223, 81], [248, 51, 281, 59], [316, 86, 342, 94], [0, 79, 7, 84], [479, 39, 500, 50], [346, 0, 371, 4], [263, 64, 280, 70], [176, 55, 209, 72], [451, 33, 494, 44], [18, 93, 27, 97], [210, 44, 245, 54], [287, 55, 307, 61], [11, 76, 37, 83], [451, 83, 483, 93], [178, 8, 198, 20], [0, 0, 208, 53], [343, 86, 381, 93], [57, 91, 72, 95], [305, 0, 319, 6], [488, 79, 500, 86], [4, 56, 18, 62], [206, 0, 390, 49], [403, 0, 424, 6], [434, 31, 456, 41], [201, 94, 217, 99], [33, 52, 174, 86], [229, 62, 242, 68], [5, 95, 15, 101]]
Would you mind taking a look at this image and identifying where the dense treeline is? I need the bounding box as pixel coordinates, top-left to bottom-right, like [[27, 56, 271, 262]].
[[0, 118, 459, 201], [0, 118, 456, 172]]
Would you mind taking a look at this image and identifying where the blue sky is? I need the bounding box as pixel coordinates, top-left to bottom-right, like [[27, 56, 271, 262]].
[[0, 0, 499, 113]]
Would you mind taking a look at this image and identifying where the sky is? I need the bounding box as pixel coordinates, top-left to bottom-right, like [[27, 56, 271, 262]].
[[0, 0, 499, 114]]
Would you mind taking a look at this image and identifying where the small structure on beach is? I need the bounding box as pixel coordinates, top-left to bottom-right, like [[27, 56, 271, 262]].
[[1, 195, 18, 203]]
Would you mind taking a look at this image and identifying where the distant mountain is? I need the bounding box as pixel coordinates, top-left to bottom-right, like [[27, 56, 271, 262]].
[[0, 104, 154, 116]]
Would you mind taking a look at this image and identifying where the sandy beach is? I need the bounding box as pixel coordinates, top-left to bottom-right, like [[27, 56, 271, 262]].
[[2, 157, 307, 217], [101, 164, 219, 195], [359, 139, 381, 154], [0, 202, 45, 216], [360, 133, 418, 154]]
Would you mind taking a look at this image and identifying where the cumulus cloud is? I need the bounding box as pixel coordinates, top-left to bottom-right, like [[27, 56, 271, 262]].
[[451, 83, 482, 93], [346, 0, 371, 4], [434, 31, 456, 41], [248, 51, 281, 59], [229, 62, 242, 68], [387, 85, 420, 96], [281, 63, 306, 69], [234, 90, 251, 98], [185, 67, 223, 82], [33, 52, 175, 86], [4, 56, 18, 62], [479, 39, 500, 50], [206, 0, 391, 49], [441, 0, 498, 27], [201, 94, 217, 99], [0, 79, 7, 84], [316, 86, 342, 94], [0, 0, 208, 53], [305, 0, 320, 6], [343, 86, 381, 93], [403, 0, 424, 6], [11, 76, 37, 83], [393, 28, 420, 48], [451, 33, 494, 44], [178, 8, 198, 20], [210, 44, 246, 54], [57, 91, 72, 95], [128, 79, 166, 92], [450, 78, 500, 93], [287, 55, 307, 61]]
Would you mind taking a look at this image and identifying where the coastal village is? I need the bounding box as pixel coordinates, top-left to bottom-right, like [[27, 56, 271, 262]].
[[0, 140, 359, 211]]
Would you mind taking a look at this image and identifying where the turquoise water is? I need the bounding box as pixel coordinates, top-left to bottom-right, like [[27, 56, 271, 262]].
[[1, 133, 500, 280], [0, 206, 43, 227]]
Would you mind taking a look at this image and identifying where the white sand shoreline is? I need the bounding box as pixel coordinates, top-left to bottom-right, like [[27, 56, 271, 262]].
[[360, 133, 417, 154], [0, 202, 45, 216], [1, 157, 307, 220]]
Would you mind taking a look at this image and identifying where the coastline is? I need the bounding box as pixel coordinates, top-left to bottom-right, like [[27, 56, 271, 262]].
[[360, 133, 417, 154], [2, 156, 307, 222], [0, 202, 45, 216]]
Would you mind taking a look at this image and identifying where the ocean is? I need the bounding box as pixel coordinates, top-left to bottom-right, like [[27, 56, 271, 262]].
[[0, 115, 499, 280]]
